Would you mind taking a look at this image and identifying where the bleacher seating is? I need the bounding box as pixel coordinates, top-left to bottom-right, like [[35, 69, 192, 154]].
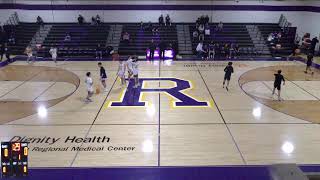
[[257, 24, 296, 55], [189, 23, 255, 57], [42, 23, 109, 57], [0, 21, 296, 59], [2, 23, 40, 55], [118, 23, 178, 55]]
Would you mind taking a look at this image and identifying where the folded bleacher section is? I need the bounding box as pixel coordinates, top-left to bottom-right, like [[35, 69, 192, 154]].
[[257, 24, 296, 55], [118, 23, 178, 55], [2, 23, 40, 55], [42, 23, 109, 57], [1, 21, 297, 59], [189, 23, 255, 57]]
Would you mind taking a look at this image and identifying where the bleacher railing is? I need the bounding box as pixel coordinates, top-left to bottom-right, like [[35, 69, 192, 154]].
[[5, 12, 19, 26]]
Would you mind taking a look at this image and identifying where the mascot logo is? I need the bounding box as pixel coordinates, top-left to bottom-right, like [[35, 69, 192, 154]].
[[110, 78, 209, 107]]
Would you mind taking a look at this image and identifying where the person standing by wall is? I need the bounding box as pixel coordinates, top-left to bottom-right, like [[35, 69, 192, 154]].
[[149, 39, 156, 60], [165, 14, 171, 27], [159, 15, 164, 26], [78, 15, 84, 24], [159, 40, 166, 60]]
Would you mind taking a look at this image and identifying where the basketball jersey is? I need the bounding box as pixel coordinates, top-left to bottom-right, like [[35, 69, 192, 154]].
[[85, 77, 93, 92], [224, 66, 234, 77], [126, 58, 134, 71], [274, 74, 285, 85], [100, 67, 107, 79], [132, 61, 139, 75]]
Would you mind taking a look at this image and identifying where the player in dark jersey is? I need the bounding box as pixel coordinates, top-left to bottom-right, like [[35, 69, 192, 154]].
[[272, 70, 285, 101], [223, 62, 234, 91], [305, 53, 314, 75], [98, 62, 107, 92]]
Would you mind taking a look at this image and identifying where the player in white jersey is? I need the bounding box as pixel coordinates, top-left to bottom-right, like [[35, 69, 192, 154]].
[[85, 72, 94, 102], [49, 46, 58, 63], [117, 59, 127, 86], [131, 56, 140, 88], [126, 56, 134, 80]]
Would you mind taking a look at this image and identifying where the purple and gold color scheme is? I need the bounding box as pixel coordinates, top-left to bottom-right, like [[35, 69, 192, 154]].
[[110, 78, 209, 107]]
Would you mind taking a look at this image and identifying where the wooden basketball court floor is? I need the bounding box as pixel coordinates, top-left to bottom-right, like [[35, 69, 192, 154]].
[[1, 60, 320, 168]]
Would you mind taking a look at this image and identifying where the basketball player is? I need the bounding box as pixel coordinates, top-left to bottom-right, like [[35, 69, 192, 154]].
[[85, 72, 94, 102], [132, 56, 140, 88], [49, 46, 58, 63], [272, 70, 285, 101], [305, 53, 314, 75], [126, 55, 134, 81], [117, 59, 127, 86], [223, 62, 234, 91], [24, 46, 33, 63], [98, 62, 107, 92]]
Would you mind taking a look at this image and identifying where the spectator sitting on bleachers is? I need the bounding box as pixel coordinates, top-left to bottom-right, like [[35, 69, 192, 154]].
[[64, 33, 71, 41], [165, 14, 171, 26], [78, 15, 84, 24], [198, 24, 204, 33], [122, 32, 130, 44], [159, 15, 164, 26], [96, 44, 103, 59], [204, 24, 210, 36], [106, 46, 114, 57], [198, 24, 205, 41], [140, 21, 144, 29], [271, 43, 282, 57], [36, 16, 44, 26], [199, 32, 204, 41], [196, 42, 204, 59], [217, 21, 223, 32], [267, 33, 274, 42], [277, 32, 282, 39]]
